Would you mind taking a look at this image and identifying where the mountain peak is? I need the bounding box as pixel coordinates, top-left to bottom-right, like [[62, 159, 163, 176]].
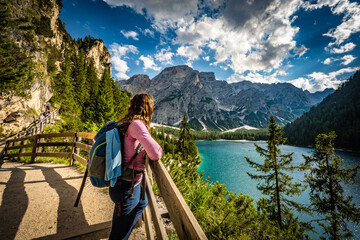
[[118, 66, 334, 130]]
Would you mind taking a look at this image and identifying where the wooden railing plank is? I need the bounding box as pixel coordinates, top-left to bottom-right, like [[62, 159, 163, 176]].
[[40, 133, 76, 139], [73, 153, 88, 166], [5, 153, 32, 158], [77, 132, 96, 140], [36, 152, 72, 158], [6, 143, 34, 150], [149, 160, 208, 240], [75, 142, 92, 152], [144, 207, 155, 240], [8, 135, 35, 143], [38, 142, 73, 147], [144, 170, 169, 240]]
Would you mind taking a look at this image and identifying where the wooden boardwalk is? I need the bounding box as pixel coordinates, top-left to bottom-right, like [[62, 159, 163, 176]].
[[0, 161, 146, 240]]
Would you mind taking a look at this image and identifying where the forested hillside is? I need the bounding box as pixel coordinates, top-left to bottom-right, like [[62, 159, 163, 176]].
[[50, 36, 131, 132], [284, 71, 360, 151], [0, 0, 130, 134]]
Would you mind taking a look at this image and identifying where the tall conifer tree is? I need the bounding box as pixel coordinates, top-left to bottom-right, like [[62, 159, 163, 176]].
[[72, 49, 87, 107], [83, 58, 99, 122], [245, 115, 306, 229], [178, 113, 192, 158], [96, 70, 114, 124], [54, 53, 75, 113], [303, 132, 360, 239]]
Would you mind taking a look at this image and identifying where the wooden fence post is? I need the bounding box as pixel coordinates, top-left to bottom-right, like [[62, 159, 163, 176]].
[[18, 140, 27, 161], [31, 135, 39, 163], [75, 136, 81, 155], [70, 133, 78, 166], [3, 141, 10, 157]]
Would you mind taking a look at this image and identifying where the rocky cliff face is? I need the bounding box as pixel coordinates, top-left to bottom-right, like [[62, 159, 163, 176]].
[[0, 0, 111, 135], [118, 65, 333, 130]]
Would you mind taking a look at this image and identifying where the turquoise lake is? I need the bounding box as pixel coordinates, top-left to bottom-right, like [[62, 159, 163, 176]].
[[196, 140, 360, 239]]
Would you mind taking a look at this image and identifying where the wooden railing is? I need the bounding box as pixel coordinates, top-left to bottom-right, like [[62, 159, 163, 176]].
[[2, 132, 207, 240], [15, 108, 59, 138]]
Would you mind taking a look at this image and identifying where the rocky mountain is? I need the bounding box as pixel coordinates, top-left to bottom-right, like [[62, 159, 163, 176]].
[[119, 65, 334, 130], [0, 0, 111, 135]]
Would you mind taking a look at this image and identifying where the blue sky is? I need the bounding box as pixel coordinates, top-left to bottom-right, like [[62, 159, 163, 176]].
[[60, 0, 360, 92]]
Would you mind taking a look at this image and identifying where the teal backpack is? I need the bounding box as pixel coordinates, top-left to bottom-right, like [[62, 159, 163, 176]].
[[74, 120, 142, 207]]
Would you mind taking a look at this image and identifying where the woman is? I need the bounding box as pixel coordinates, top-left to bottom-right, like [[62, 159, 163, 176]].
[[109, 93, 162, 240]]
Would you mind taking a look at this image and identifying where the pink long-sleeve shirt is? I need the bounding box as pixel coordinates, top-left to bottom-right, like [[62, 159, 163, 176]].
[[122, 120, 162, 181]]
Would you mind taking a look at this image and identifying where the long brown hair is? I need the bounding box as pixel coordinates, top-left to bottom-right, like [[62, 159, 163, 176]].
[[118, 93, 154, 133]]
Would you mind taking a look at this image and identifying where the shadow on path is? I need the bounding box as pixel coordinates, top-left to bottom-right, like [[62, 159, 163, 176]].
[[0, 167, 28, 240], [36, 165, 90, 239], [0, 162, 113, 239]]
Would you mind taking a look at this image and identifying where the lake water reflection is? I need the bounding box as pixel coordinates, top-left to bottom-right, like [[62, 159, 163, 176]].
[[196, 140, 360, 239]]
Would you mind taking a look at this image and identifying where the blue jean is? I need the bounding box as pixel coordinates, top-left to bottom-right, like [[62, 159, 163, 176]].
[[109, 179, 148, 240]]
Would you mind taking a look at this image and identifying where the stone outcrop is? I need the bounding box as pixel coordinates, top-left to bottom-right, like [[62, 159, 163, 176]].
[[118, 65, 334, 130], [84, 40, 112, 78]]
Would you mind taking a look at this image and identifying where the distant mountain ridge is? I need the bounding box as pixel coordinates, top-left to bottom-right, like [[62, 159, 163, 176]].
[[119, 65, 334, 130], [284, 71, 360, 151]]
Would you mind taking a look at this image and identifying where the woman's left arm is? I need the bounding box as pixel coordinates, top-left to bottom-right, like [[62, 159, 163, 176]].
[[128, 120, 163, 160]]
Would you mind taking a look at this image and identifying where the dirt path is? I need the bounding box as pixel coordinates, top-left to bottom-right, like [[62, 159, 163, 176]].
[[0, 161, 146, 240]]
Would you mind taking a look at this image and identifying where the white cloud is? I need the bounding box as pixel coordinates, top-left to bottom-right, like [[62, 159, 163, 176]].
[[140, 55, 161, 71], [155, 48, 174, 65], [323, 57, 333, 64], [341, 54, 356, 65], [290, 67, 359, 92], [327, 42, 356, 53], [111, 56, 130, 79], [109, 43, 139, 79], [121, 30, 139, 40], [136, 27, 155, 38], [103, 0, 198, 31], [109, 42, 138, 57], [177, 45, 203, 61], [304, 0, 360, 47], [174, 0, 304, 74], [227, 72, 281, 84], [143, 29, 155, 38], [322, 54, 356, 65], [203, 56, 210, 61]]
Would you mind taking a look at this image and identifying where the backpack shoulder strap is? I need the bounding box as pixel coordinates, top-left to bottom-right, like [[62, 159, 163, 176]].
[[122, 144, 143, 171]]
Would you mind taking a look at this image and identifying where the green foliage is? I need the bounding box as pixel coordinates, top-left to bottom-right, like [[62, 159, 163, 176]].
[[192, 128, 269, 141], [177, 114, 198, 158], [0, 2, 34, 97], [50, 44, 131, 131], [245, 116, 308, 231], [302, 132, 360, 239], [284, 71, 360, 151], [33, 15, 53, 37], [46, 44, 60, 74]]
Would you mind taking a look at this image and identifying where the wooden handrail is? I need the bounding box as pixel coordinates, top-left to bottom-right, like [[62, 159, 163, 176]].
[[2, 131, 208, 240], [149, 160, 207, 240], [14, 109, 59, 138]]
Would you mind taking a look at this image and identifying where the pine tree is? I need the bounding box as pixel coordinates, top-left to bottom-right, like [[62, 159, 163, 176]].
[[303, 131, 360, 239], [112, 81, 130, 120], [96, 70, 114, 124], [245, 115, 306, 229], [82, 58, 100, 122], [72, 49, 87, 107], [53, 53, 75, 113], [178, 113, 192, 158]]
